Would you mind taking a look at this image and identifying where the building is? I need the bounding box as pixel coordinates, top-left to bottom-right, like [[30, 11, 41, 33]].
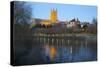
[[67, 18, 80, 28], [41, 9, 58, 26], [31, 9, 81, 29], [41, 20, 51, 26], [50, 9, 58, 23]]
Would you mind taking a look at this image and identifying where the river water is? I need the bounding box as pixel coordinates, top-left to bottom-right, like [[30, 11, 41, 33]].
[[14, 35, 97, 65]]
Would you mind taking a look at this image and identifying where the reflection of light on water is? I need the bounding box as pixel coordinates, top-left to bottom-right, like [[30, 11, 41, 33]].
[[40, 35, 96, 62], [43, 44, 57, 61], [50, 46, 57, 60], [39, 38, 42, 43], [51, 38, 54, 44], [70, 46, 73, 54], [85, 39, 88, 57], [85, 39, 87, 48], [47, 38, 49, 43], [44, 44, 50, 56], [68, 40, 69, 45], [43, 38, 46, 44], [56, 39, 58, 45], [61, 39, 63, 44]]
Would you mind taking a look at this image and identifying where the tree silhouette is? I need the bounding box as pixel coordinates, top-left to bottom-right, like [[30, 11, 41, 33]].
[[13, 1, 32, 24], [92, 18, 97, 26], [92, 18, 97, 34]]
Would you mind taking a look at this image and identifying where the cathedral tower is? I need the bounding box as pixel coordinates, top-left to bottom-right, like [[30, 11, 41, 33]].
[[50, 9, 57, 23]]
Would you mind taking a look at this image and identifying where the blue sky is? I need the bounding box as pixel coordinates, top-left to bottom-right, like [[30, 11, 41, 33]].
[[29, 2, 97, 22]]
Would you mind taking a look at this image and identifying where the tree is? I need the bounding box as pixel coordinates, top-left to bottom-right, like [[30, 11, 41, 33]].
[[13, 1, 33, 35], [12, 2, 33, 65], [14, 1, 32, 24], [92, 18, 97, 34], [13, 1, 33, 42], [92, 18, 97, 26]]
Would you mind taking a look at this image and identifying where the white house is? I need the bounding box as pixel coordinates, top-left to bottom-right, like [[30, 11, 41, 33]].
[[67, 18, 80, 28]]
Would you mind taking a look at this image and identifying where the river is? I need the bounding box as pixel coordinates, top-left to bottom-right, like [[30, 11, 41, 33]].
[[14, 34, 97, 65]]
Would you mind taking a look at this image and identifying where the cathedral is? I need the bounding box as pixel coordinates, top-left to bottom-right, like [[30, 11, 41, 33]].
[[50, 9, 58, 23], [41, 9, 58, 26]]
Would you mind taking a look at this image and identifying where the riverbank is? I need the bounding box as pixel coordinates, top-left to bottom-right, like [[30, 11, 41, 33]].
[[33, 33, 96, 37]]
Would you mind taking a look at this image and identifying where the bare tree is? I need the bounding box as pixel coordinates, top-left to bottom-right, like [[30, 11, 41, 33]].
[[13, 1, 32, 24]]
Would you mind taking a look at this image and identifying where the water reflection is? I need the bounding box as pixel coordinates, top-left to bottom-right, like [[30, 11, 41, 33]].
[[15, 35, 97, 65], [33, 35, 97, 63], [43, 45, 57, 61]]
